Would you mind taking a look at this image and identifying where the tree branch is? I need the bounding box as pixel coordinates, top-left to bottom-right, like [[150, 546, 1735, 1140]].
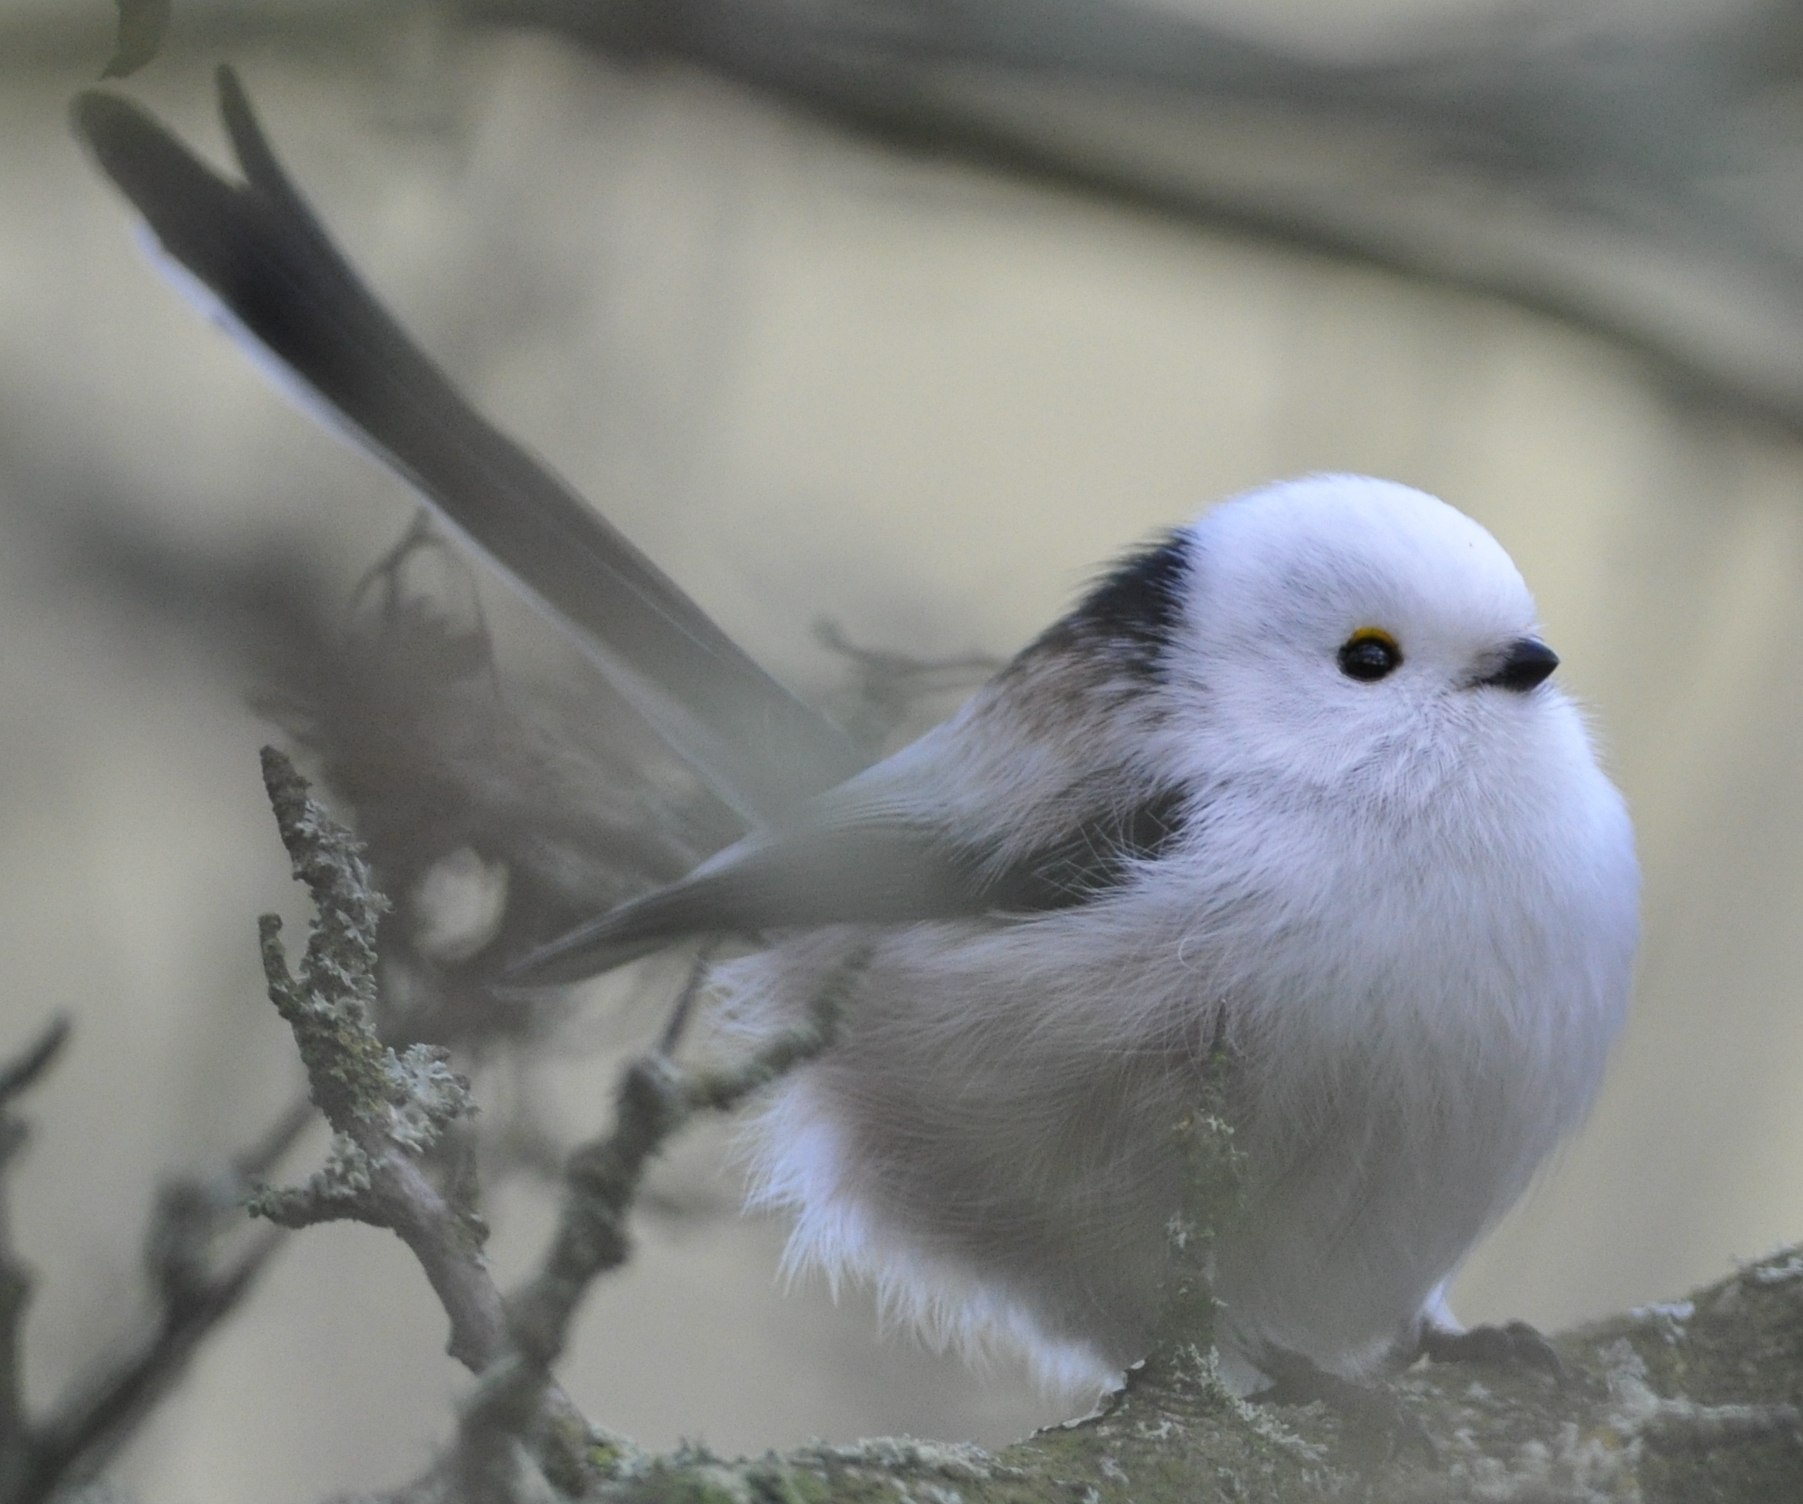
[[252, 745, 508, 1373], [479, 0, 1803, 438], [508, 945, 859, 1368], [0, 1023, 308, 1504], [520, 1249, 1803, 1502], [18, 1232, 283, 1504], [246, 748, 860, 1501], [0, 1018, 71, 1493]]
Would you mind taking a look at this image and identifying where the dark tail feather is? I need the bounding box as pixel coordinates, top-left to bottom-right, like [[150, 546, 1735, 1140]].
[[73, 69, 865, 828], [501, 904, 688, 988]]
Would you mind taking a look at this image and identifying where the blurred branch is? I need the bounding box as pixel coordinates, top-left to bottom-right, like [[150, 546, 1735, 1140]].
[[27, 1098, 311, 1492], [19, 475, 727, 1047], [17, 1235, 282, 1504], [0, 1022, 70, 1109], [31, 2, 1803, 429], [0, 1022, 304, 1504], [470, 0, 1803, 436], [0, 1019, 70, 1488], [814, 620, 1000, 750], [271, 516, 732, 1028]]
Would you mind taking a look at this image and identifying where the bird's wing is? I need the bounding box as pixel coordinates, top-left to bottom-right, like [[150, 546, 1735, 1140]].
[[508, 765, 1191, 982], [509, 615, 1196, 984], [72, 69, 865, 825]]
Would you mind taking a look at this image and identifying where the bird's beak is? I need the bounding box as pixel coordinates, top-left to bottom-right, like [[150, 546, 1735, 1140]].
[[1475, 637, 1559, 693]]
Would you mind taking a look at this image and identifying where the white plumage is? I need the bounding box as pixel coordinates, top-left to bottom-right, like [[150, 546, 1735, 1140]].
[[702, 476, 1638, 1395]]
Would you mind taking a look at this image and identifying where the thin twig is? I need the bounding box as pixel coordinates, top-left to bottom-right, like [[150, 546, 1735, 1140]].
[[0, 1019, 70, 1110], [15, 1230, 283, 1504], [655, 944, 716, 1058], [9, 1086, 311, 1503], [0, 1018, 71, 1488], [429, 946, 867, 1496], [508, 942, 863, 1367]]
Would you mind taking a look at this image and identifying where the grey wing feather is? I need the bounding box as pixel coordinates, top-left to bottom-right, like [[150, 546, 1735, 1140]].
[[72, 70, 864, 824], [509, 780, 1191, 983]]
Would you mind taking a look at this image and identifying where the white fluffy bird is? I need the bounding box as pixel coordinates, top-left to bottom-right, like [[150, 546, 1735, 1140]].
[[543, 475, 1640, 1395], [79, 75, 1639, 1399]]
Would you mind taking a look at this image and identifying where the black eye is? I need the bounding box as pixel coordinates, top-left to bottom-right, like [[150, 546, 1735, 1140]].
[[1337, 628, 1402, 683]]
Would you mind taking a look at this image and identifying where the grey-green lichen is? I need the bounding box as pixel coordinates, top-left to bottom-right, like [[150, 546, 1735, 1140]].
[[386, 1042, 477, 1152], [256, 745, 397, 1134], [250, 750, 477, 1213], [573, 1247, 1803, 1504], [244, 1131, 375, 1226]]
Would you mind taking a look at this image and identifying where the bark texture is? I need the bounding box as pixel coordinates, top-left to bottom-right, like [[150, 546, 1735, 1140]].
[[564, 1256, 1803, 1503]]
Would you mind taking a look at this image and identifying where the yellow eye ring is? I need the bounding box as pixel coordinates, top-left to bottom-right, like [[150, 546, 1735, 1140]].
[[1338, 627, 1403, 682]]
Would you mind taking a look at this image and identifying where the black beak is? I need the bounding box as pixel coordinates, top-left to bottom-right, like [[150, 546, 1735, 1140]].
[[1477, 637, 1559, 693]]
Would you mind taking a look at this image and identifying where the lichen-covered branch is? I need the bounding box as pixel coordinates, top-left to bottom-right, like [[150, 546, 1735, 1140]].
[[539, 1247, 1803, 1503], [247, 749, 861, 1501], [253, 746, 505, 1373], [251, 747, 587, 1501]]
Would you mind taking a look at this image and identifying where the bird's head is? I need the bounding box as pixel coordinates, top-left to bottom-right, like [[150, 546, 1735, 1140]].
[[1152, 474, 1572, 796]]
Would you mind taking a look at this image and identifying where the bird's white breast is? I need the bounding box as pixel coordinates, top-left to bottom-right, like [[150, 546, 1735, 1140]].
[[1182, 692, 1637, 1380], [724, 686, 1636, 1396]]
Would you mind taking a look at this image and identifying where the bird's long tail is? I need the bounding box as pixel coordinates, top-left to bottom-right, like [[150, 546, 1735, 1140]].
[[72, 68, 864, 828]]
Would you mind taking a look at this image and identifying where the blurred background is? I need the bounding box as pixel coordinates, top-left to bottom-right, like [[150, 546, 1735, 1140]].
[[6, 0, 1803, 1498]]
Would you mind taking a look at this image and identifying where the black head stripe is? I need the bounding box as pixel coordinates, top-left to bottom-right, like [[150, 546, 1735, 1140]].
[[1067, 530, 1193, 679]]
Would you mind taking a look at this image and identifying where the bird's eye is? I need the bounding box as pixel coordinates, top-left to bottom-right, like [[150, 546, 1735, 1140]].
[[1337, 627, 1402, 683]]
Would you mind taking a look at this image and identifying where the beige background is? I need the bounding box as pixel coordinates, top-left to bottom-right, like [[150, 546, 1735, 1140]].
[[4, 10, 1803, 1500]]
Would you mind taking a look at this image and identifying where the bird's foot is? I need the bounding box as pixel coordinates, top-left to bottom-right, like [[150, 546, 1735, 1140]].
[[1418, 1319, 1567, 1386], [1258, 1347, 1433, 1464]]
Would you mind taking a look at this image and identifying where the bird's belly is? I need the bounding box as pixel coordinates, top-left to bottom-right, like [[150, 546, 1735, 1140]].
[[1209, 1050, 1552, 1376], [723, 794, 1629, 1393], [1191, 808, 1628, 1378]]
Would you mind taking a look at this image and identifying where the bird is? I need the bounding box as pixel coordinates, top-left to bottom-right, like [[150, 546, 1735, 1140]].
[[75, 72, 1639, 1399]]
